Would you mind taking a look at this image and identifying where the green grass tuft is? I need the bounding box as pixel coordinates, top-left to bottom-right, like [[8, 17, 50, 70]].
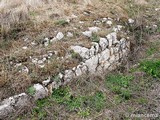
[[105, 74, 134, 100], [27, 86, 36, 96], [51, 87, 106, 117], [55, 19, 69, 26], [90, 33, 100, 43], [140, 60, 160, 78]]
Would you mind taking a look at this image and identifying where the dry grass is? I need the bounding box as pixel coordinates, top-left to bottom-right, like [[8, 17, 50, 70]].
[[0, 0, 91, 33], [0, 0, 129, 34]]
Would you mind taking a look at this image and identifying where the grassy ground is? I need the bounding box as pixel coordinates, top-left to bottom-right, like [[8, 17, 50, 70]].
[[15, 62, 160, 120], [0, 0, 160, 119]]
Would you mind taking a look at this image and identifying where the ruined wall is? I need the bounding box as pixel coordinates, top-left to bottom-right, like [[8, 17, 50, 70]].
[[0, 21, 131, 119]]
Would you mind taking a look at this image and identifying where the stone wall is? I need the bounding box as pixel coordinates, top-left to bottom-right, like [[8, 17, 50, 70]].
[[0, 28, 130, 119]]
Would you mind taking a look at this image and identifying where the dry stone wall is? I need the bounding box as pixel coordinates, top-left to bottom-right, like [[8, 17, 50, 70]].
[[0, 19, 131, 119]]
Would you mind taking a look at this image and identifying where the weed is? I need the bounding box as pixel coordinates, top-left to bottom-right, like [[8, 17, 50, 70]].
[[70, 50, 83, 61], [27, 86, 36, 95], [146, 41, 160, 56], [146, 47, 157, 56], [137, 97, 148, 104], [33, 108, 47, 120], [90, 33, 100, 43], [0, 40, 12, 50], [36, 98, 50, 108], [29, 11, 37, 17], [55, 19, 69, 26], [32, 98, 50, 119], [52, 87, 83, 113], [51, 87, 106, 117], [66, 97, 82, 111], [105, 74, 134, 100], [113, 95, 123, 104], [78, 108, 90, 118], [140, 60, 160, 78], [52, 87, 82, 110], [85, 91, 106, 112], [51, 75, 61, 82], [156, 22, 160, 33], [52, 87, 71, 104]]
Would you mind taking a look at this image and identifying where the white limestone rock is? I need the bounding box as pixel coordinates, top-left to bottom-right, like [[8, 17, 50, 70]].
[[0, 93, 30, 119], [50, 37, 57, 42], [113, 47, 119, 53], [51, 81, 61, 89], [122, 49, 128, 56], [67, 32, 73, 37], [70, 46, 90, 59], [38, 60, 44, 64], [113, 25, 123, 32], [103, 61, 111, 70], [126, 41, 130, 48], [12, 93, 30, 109], [84, 55, 99, 73], [33, 84, 48, 100], [31, 58, 38, 64], [96, 65, 104, 73], [109, 55, 115, 64], [110, 47, 114, 55], [102, 18, 107, 22], [75, 64, 88, 76], [64, 70, 75, 83], [99, 38, 108, 50], [22, 46, 28, 50], [15, 63, 22, 67], [88, 27, 101, 33], [42, 57, 47, 62], [44, 38, 50, 47], [38, 64, 45, 68], [79, 21, 85, 24], [106, 32, 118, 47], [99, 49, 110, 63], [119, 52, 123, 58], [93, 20, 101, 25], [89, 46, 96, 57], [56, 32, 64, 40], [75, 65, 83, 76], [92, 42, 99, 54], [106, 32, 117, 41], [58, 73, 64, 79], [82, 31, 92, 37], [31, 41, 37, 46], [115, 53, 120, 61], [106, 20, 112, 26], [108, 64, 117, 71], [71, 14, 78, 18], [20, 66, 29, 74], [97, 60, 111, 73], [0, 104, 14, 119], [120, 38, 127, 49], [155, 8, 160, 11], [42, 77, 51, 86], [128, 18, 134, 24], [108, 17, 113, 20], [81, 64, 88, 73]]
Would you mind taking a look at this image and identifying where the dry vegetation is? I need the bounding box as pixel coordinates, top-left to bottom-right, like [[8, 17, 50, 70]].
[[0, 0, 129, 34], [0, 0, 130, 100], [0, 0, 160, 119]]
